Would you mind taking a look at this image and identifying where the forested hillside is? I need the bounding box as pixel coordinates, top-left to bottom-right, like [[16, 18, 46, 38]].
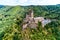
[[0, 5, 60, 40]]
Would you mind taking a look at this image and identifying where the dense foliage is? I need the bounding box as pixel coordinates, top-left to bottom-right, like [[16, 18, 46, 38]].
[[0, 5, 60, 40]]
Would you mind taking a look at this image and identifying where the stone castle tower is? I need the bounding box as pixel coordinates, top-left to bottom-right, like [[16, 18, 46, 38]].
[[28, 9, 34, 18], [31, 10, 34, 18]]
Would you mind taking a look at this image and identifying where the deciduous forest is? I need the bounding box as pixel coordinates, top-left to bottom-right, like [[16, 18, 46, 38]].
[[0, 5, 60, 40]]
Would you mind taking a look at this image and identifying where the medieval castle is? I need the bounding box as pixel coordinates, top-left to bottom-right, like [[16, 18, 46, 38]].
[[22, 9, 51, 29]]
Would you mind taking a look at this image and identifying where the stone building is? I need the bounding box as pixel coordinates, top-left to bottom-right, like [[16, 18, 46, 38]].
[[22, 9, 51, 29]]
